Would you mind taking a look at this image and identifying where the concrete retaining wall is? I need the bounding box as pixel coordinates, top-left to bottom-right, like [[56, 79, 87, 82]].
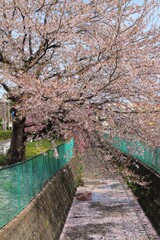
[[0, 158, 78, 240]]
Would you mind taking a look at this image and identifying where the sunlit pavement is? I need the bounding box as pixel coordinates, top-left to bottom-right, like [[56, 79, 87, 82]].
[[60, 150, 159, 240]]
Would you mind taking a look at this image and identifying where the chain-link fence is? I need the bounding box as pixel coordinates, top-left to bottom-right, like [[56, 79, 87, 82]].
[[109, 136, 160, 175], [0, 139, 74, 228]]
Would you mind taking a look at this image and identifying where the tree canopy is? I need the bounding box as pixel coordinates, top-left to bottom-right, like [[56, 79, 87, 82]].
[[0, 0, 159, 153]]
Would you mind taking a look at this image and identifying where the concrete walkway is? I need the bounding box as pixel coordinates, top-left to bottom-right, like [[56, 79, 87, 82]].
[[60, 150, 159, 240]]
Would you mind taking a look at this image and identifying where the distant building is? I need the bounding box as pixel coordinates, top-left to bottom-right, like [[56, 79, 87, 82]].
[[0, 97, 13, 130]]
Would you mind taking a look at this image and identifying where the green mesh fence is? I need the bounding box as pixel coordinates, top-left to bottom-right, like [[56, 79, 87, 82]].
[[0, 139, 74, 229], [104, 134, 160, 175]]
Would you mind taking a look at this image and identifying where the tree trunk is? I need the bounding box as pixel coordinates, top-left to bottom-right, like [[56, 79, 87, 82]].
[[7, 117, 26, 165]]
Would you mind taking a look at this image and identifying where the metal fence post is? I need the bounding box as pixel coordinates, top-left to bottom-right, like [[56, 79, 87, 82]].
[[30, 160, 33, 198], [17, 163, 21, 211]]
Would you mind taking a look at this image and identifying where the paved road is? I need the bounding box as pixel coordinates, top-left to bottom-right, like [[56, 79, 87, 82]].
[[60, 150, 159, 240]]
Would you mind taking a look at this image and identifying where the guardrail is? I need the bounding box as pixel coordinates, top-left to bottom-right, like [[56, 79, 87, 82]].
[[104, 134, 160, 175], [0, 139, 74, 229], [0, 142, 10, 155]]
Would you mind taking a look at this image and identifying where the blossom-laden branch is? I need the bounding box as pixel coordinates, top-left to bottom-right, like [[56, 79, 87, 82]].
[[0, 0, 159, 151]]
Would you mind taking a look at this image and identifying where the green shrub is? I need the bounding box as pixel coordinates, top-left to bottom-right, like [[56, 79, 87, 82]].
[[55, 138, 65, 146], [0, 130, 12, 140], [0, 119, 2, 129], [0, 155, 7, 166], [75, 161, 84, 187]]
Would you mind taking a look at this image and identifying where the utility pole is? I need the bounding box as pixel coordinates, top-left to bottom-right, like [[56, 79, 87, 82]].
[[3, 97, 7, 130]]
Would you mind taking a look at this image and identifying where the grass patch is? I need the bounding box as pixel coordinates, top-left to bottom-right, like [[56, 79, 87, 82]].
[[26, 138, 65, 159], [0, 138, 66, 165], [26, 139, 52, 159]]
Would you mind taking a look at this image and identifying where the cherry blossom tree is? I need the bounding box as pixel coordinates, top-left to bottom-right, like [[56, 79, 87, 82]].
[[0, 0, 159, 164]]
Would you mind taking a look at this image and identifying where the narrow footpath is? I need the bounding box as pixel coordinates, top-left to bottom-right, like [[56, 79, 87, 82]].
[[60, 150, 159, 240]]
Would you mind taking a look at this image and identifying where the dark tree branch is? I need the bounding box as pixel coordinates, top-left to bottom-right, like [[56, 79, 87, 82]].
[[0, 51, 10, 64], [1, 82, 10, 92]]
